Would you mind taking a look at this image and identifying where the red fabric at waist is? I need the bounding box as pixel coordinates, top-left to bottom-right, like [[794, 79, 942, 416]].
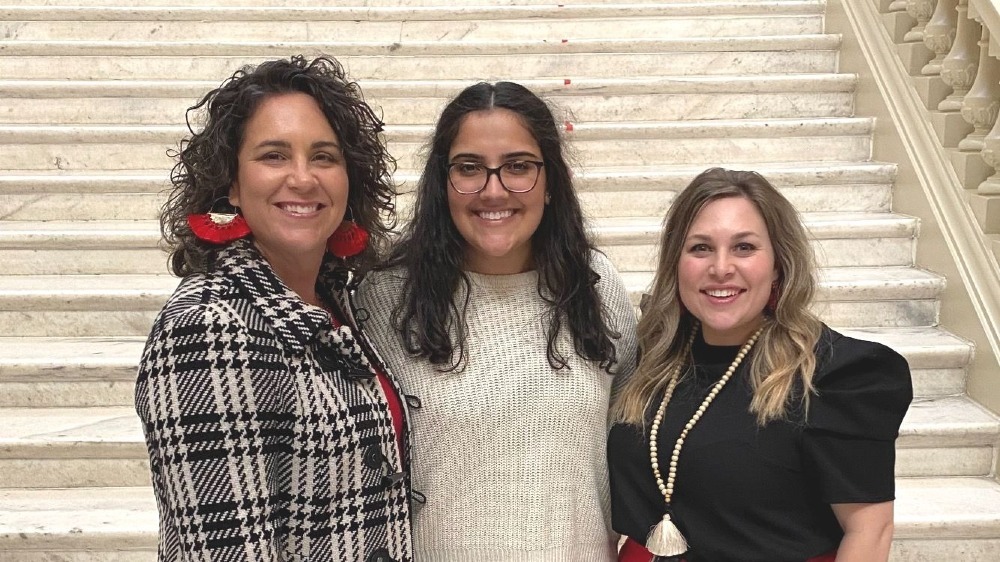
[[619, 537, 836, 562]]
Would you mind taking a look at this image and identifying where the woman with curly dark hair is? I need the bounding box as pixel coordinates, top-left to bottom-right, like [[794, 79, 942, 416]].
[[135, 55, 412, 561], [357, 81, 638, 560]]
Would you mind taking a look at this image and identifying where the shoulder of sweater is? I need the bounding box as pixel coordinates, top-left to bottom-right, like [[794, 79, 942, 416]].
[[588, 249, 626, 287], [356, 267, 408, 306]]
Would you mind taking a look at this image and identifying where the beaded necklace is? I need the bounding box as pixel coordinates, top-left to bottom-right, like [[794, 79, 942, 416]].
[[645, 326, 764, 557]]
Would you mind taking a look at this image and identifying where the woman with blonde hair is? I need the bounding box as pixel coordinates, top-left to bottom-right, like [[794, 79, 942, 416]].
[[608, 167, 912, 562]]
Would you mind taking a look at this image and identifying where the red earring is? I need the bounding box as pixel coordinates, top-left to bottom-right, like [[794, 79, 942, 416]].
[[187, 200, 251, 244], [327, 217, 369, 258], [766, 281, 780, 315]]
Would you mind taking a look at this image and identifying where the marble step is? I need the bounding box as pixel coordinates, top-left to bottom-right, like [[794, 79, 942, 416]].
[[0, 390, 993, 489], [0, 336, 146, 408], [0, 162, 897, 222], [0, 211, 915, 274], [0, 74, 858, 125], [622, 266, 946, 329], [0, 221, 168, 275], [0, 118, 873, 172], [0, 35, 841, 80], [897, 396, 1000, 478], [0, 6, 825, 42], [0, 326, 971, 409], [0, 486, 156, 561], [0, 266, 945, 337], [3, 478, 999, 561], [837, 327, 971, 398]]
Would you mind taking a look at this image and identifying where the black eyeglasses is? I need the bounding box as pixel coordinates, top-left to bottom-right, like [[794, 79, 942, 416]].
[[447, 160, 545, 195]]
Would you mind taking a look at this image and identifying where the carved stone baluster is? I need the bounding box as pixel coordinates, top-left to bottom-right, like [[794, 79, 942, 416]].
[[888, 0, 908, 12], [923, 0, 958, 75], [905, 0, 937, 42], [959, 27, 1000, 151], [979, 116, 1000, 192], [940, 0, 981, 111]]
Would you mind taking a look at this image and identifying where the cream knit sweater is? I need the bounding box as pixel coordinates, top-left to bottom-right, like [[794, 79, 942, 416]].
[[357, 252, 637, 562]]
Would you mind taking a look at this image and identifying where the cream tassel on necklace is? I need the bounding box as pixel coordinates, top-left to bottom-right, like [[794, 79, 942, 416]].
[[646, 326, 763, 557]]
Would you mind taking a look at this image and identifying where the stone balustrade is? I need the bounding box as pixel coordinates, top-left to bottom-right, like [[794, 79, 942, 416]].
[[877, 0, 1000, 240]]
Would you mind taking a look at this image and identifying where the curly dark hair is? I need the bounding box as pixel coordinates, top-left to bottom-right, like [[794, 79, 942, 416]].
[[161, 55, 396, 277], [383, 81, 618, 372]]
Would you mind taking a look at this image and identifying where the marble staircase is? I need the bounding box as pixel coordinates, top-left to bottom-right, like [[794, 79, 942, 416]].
[[1, 1, 1000, 560]]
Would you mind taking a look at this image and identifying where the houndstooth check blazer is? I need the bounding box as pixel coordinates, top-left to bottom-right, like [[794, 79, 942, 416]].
[[135, 240, 413, 562]]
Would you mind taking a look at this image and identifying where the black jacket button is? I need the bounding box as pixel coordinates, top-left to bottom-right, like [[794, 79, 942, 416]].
[[363, 445, 385, 470], [367, 547, 394, 562]]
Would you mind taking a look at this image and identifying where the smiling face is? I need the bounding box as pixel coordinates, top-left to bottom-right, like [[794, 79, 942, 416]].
[[447, 109, 547, 275], [228, 92, 349, 272], [677, 195, 778, 345]]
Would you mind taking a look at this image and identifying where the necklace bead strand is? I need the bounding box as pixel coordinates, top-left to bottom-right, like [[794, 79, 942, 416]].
[[645, 326, 764, 556]]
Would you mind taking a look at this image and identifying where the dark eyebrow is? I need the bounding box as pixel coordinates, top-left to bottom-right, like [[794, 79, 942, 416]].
[[450, 150, 541, 161], [252, 140, 341, 151], [685, 231, 761, 241]]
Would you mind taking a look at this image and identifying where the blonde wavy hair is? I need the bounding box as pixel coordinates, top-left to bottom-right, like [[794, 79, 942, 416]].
[[611, 168, 824, 426]]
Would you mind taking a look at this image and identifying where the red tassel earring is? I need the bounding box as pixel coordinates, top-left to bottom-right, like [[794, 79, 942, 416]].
[[187, 199, 251, 244], [766, 280, 780, 315], [327, 211, 369, 258]]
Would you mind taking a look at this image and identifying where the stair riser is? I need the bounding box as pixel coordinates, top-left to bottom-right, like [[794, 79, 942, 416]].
[[0, 52, 839, 80], [896, 447, 995, 478], [0, 18, 824, 42], [0, 458, 149, 489], [0, 312, 158, 337], [0, 299, 940, 337], [911, 368, 969, 397], [1, 92, 855, 125], [0, 250, 170, 275], [0, 381, 136, 408], [0, 194, 164, 221], [1, 136, 872, 172]]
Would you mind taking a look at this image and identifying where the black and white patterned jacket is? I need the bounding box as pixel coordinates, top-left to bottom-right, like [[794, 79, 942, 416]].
[[135, 240, 413, 562]]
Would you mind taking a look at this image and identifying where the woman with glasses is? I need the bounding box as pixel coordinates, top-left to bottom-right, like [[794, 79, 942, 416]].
[[357, 81, 637, 560]]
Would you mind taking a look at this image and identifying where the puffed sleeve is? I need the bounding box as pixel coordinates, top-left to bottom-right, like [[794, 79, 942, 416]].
[[135, 302, 285, 561], [801, 329, 913, 504]]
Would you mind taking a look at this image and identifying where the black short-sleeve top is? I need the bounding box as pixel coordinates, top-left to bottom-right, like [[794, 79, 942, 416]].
[[607, 325, 912, 562]]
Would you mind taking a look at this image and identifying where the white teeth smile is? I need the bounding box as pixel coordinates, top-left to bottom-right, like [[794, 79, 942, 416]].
[[477, 210, 514, 220], [706, 289, 740, 298], [280, 203, 320, 214]]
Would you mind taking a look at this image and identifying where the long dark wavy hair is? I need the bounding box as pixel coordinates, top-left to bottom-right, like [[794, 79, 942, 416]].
[[161, 55, 396, 277], [383, 81, 618, 372]]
